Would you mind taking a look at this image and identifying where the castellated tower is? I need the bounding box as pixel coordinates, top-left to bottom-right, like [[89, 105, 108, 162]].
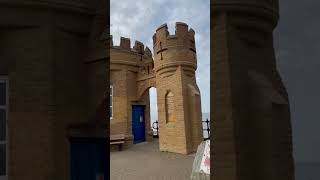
[[110, 36, 155, 145], [110, 22, 203, 155], [153, 22, 203, 154]]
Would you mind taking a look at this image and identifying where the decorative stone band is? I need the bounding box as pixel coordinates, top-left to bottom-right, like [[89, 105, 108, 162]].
[[155, 61, 197, 73], [110, 60, 141, 67]]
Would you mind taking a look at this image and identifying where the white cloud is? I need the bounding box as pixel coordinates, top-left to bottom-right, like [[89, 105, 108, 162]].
[[111, 0, 161, 45]]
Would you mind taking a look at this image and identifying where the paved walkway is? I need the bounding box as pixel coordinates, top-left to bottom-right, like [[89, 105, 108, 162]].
[[110, 139, 195, 180]]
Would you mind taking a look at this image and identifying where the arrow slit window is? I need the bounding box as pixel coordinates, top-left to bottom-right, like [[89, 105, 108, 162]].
[[165, 91, 176, 123]]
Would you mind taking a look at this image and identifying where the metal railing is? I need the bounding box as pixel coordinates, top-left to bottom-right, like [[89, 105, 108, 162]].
[[203, 118, 210, 141], [151, 119, 210, 141], [152, 121, 159, 138]]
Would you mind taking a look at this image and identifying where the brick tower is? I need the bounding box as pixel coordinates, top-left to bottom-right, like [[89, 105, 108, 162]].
[[212, 0, 295, 180], [0, 0, 105, 179], [153, 22, 203, 154]]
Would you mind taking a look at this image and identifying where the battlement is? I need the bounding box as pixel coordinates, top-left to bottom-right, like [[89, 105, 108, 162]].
[[110, 35, 153, 58], [153, 22, 196, 54]]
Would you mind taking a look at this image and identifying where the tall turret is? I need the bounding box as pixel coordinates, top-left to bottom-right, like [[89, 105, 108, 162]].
[[153, 22, 203, 154], [153, 22, 197, 77], [212, 0, 295, 180]]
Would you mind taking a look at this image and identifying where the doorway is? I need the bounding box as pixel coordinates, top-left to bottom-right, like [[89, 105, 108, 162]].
[[132, 105, 146, 144], [70, 138, 108, 180]]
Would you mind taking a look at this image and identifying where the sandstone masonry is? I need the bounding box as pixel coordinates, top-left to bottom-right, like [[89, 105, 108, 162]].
[[211, 0, 295, 180], [110, 22, 203, 154], [0, 1, 107, 180]]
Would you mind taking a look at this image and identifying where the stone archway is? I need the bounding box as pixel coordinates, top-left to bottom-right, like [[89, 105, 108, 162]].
[[135, 76, 158, 144], [135, 64, 204, 154], [137, 74, 156, 100]]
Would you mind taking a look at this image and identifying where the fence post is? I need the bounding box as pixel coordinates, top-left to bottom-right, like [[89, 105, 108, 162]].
[[206, 118, 210, 138], [152, 121, 159, 138], [202, 118, 210, 141]]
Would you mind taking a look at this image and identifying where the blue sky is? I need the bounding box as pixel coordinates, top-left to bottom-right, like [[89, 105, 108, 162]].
[[110, 0, 210, 122], [111, 0, 210, 122]]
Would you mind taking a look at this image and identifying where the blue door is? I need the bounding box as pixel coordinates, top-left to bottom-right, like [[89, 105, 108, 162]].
[[70, 138, 108, 180], [132, 105, 146, 144]]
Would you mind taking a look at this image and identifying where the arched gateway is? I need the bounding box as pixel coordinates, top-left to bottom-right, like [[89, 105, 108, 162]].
[[110, 22, 203, 154]]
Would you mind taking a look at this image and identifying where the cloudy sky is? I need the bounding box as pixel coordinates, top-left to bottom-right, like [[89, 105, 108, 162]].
[[111, 0, 210, 122], [274, 0, 320, 163]]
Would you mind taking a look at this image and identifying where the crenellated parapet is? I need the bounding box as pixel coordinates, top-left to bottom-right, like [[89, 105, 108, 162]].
[[110, 35, 153, 58], [152, 22, 198, 76], [153, 22, 196, 55]]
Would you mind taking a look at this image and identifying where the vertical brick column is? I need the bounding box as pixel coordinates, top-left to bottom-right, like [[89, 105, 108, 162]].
[[153, 22, 203, 154], [212, 1, 295, 180]]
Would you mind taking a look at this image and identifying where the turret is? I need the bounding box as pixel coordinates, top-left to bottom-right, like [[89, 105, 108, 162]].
[[110, 36, 153, 57], [152, 22, 203, 154], [110, 36, 154, 71], [153, 22, 197, 76]]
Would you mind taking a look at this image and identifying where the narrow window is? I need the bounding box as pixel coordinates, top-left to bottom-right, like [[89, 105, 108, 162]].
[[160, 42, 163, 60], [110, 85, 113, 119], [165, 91, 176, 123]]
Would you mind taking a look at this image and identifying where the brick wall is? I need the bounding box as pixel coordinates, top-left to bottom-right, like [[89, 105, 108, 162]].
[[211, 1, 295, 179], [0, 2, 97, 180]]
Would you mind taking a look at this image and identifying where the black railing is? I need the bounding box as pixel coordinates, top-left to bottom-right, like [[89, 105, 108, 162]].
[[152, 121, 159, 138], [203, 118, 210, 141], [152, 119, 210, 141]]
